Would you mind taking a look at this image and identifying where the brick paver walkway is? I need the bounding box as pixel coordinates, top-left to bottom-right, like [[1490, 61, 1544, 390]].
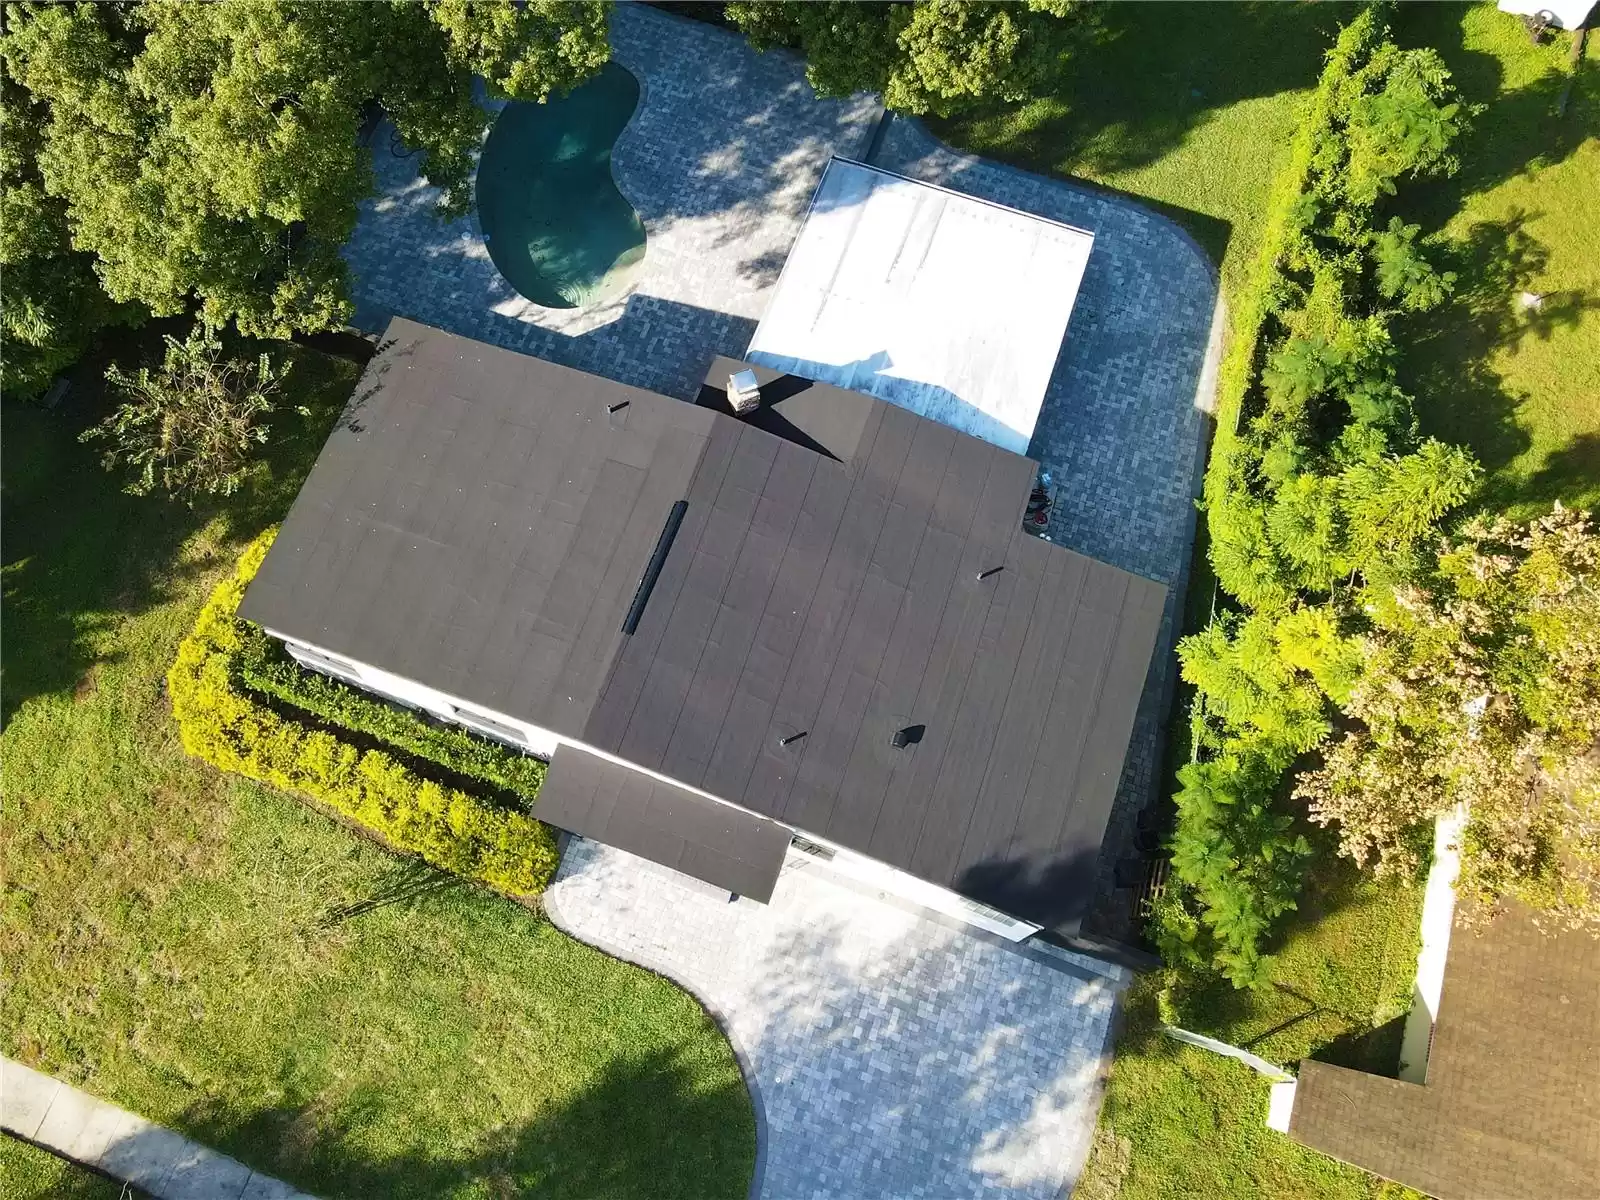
[[545, 837, 1128, 1200], [1, 1057, 314, 1200]]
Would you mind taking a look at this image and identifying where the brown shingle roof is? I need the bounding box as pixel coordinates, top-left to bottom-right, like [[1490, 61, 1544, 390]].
[[1289, 903, 1600, 1200]]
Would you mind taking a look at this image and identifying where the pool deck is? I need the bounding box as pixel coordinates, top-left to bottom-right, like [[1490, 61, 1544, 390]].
[[344, 4, 879, 401], [342, 4, 1222, 943]]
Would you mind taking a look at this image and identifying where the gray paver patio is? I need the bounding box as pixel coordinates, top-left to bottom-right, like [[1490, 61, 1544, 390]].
[[344, 5, 1223, 938], [545, 836, 1128, 1200]]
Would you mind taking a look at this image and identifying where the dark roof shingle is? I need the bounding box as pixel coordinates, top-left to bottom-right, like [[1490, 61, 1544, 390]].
[[241, 318, 1166, 933]]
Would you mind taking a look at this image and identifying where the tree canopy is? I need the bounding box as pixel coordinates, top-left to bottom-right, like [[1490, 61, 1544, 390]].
[[725, 0, 1076, 116], [1159, 11, 1485, 984], [1297, 506, 1600, 929], [0, 56, 121, 398], [0, 0, 610, 344]]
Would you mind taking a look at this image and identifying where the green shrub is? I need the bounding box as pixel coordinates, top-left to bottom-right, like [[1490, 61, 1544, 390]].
[[236, 629, 547, 805], [168, 528, 559, 898], [1174, 7, 1478, 982], [1166, 753, 1312, 989]]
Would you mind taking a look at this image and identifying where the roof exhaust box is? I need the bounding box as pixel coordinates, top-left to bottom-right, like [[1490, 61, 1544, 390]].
[[727, 369, 762, 416]]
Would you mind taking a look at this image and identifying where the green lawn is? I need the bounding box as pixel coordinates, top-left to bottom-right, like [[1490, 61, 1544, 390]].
[[937, 2, 1355, 301], [937, 6, 1589, 1200], [1, 1135, 144, 1200], [1075, 856, 1425, 1200], [0, 348, 755, 1200], [1390, 4, 1600, 515]]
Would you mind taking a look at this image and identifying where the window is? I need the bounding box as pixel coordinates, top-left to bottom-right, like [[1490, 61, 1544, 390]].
[[287, 642, 364, 686], [445, 704, 528, 749]]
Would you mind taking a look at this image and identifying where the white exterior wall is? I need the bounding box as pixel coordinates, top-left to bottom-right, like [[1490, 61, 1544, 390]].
[[784, 834, 1042, 941], [1398, 804, 1468, 1083], [272, 631, 1044, 942], [280, 636, 561, 757]]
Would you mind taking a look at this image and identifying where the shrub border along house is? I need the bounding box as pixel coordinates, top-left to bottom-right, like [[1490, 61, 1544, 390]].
[[236, 625, 549, 804], [169, 527, 560, 897]]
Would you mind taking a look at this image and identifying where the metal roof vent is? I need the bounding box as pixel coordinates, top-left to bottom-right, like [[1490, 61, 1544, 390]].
[[727, 369, 762, 415], [890, 723, 925, 749]]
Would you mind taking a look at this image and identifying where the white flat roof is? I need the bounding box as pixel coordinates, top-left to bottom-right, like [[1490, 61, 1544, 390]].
[[748, 158, 1093, 455]]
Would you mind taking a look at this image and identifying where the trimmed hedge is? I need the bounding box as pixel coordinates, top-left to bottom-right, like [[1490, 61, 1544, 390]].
[[168, 529, 559, 898], [236, 627, 547, 805]]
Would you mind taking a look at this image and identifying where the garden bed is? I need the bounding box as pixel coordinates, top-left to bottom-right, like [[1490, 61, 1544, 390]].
[[169, 531, 559, 899]]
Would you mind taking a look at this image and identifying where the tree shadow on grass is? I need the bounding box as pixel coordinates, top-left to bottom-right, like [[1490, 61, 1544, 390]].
[[1398, 208, 1600, 512], [1163, 847, 1425, 1079], [931, 2, 1354, 266], [947, 2, 1357, 176], [0, 337, 357, 727], [1392, 5, 1594, 228], [1529, 431, 1600, 509], [169, 1038, 755, 1200]]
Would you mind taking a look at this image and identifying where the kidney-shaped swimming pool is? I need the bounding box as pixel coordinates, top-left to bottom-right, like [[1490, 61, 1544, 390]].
[[476, 63, 646, 310]]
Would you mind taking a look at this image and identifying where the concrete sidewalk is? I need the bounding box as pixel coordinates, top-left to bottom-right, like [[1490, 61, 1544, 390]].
[[1, 1057, 315, 1200]]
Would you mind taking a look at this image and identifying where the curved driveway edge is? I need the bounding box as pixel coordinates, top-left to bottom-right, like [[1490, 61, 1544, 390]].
[[545, 836, 1126, 1200], [542, 844, 770, 1200]]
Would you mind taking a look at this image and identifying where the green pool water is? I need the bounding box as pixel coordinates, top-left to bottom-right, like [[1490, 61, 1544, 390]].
[[476, 64, 646, 310]]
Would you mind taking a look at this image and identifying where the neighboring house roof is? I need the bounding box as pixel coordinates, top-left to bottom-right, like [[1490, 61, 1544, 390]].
[[241, 318, 1165, 933], [747, 158, 1094, 456], [1289, 903, 1600, 1200]]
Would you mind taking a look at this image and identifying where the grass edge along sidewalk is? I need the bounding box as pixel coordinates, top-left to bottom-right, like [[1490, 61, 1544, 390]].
[[3, 1056, 311, 1200]]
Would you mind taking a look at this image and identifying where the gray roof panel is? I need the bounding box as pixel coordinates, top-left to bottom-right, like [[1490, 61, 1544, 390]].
[[242, 319, 1166, 935]]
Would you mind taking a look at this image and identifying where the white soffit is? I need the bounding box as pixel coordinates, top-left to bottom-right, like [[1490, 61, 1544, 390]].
[[748, 158, 1094, 455]]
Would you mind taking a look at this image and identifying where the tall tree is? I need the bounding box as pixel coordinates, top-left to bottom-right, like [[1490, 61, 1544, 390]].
[[1296, 506, 1600, 928], [0, 0, 610, 341], [725, 0, 1075, 116], [0, 54, 121, 398]]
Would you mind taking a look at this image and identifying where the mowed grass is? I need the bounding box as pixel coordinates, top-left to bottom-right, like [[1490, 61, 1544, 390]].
[[1, 1135, 143, 1200], [1392, 5, 1600, 514], [0, 349, 755, 1200], [1075, 859, 1425, 1200], [937, 1, 1356, 300], [934, 4, 1542, 1196]]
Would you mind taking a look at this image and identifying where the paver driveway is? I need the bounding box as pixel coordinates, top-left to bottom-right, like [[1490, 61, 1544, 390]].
[[545, 836, 1128, 1200]]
